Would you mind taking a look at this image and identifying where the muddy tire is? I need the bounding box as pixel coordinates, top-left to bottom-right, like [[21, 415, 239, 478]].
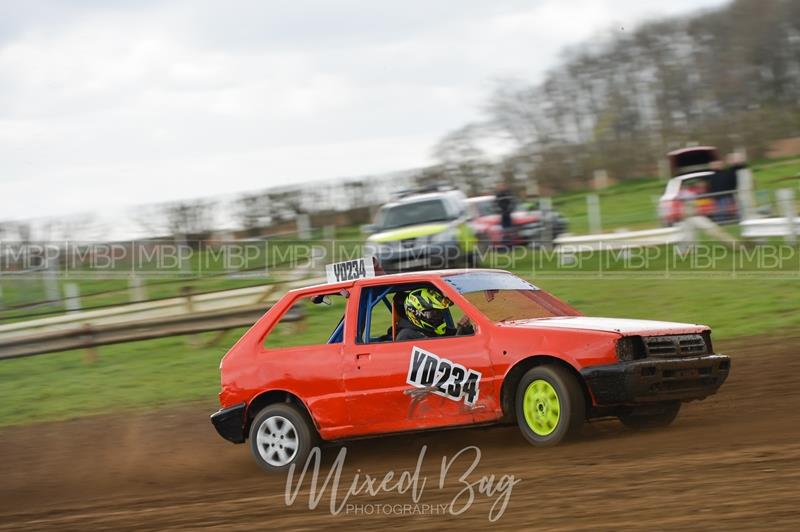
[[515, 365, 586, 447], [249, 403, 316, 473], [619, 401, 681, 429]]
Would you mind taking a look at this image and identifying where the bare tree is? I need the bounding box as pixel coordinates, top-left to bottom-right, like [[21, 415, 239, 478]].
[[450, 0, 800, 190], [132, 200, 217, 242], [236, 192, 271, 234], [433, 124, 494, 195]]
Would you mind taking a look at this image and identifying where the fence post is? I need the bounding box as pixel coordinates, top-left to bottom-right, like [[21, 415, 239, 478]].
[[737, 167, 756, 220], [129, 275, 146, 302], [776, 188, 797, 244], [296, 214, 311, 240], [64, 283, 81, 313], [43, 254, 60, 309], [81, 323, 98, 364], [526, 177, 540, 198], [587, 194, 602, 234], [540, 196, 554, 247], [658, 159, 670, 182], [678, 217, 698, 254], [181, 285, 194, 313], [593, 169, 609, 190]]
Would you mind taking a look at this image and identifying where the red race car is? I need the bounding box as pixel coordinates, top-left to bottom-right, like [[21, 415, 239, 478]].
[[466, 195, 568, 248], [211, 261, 730, 471]]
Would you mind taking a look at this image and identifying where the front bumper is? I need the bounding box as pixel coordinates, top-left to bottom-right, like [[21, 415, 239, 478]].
[[580, 354, 731, 405], [369, 241, 463, 272], [210, 402, 246, 443]]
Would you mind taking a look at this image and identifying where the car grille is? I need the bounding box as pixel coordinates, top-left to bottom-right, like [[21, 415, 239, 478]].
[[643, 334, 710, 358]]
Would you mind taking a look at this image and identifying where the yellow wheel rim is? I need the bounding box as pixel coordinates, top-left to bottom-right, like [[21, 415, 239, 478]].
[[523, 379, 561, 436]]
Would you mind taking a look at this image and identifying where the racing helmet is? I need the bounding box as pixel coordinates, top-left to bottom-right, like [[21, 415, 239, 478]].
[[404, 287, 451, 336]]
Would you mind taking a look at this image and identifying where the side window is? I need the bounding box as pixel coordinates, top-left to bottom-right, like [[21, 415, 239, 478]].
[[447, 299, 468, 326], [263, 294, 346, 348], [368, 295, 395, 341], [357, 286, 399, 344], [358, 284, 474, 344]]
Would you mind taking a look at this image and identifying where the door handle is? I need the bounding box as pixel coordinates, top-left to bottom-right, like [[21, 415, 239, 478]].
[[355, 353, 371, 361]]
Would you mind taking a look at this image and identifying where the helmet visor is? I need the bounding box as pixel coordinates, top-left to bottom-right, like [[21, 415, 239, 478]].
[[421, 308, 446, 326]]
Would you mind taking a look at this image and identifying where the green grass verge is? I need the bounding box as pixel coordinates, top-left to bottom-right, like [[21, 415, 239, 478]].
[[0, 331, 243, 427], [2, 266, 797, 428], [4, 159, 798, 316], [2, 159, 799, 427], [554, 157, 800, 234]]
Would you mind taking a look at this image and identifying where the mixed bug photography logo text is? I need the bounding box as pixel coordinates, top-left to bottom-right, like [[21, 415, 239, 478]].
[[285, 445, 520, 522]]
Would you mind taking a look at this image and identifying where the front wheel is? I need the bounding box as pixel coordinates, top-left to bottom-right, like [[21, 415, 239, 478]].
[[249, 403, 316, 473], [618, 401, 681, 429], [515, 365, 586, 447]]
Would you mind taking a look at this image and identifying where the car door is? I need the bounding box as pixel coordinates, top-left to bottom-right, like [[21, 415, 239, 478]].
[[256, 290, 352, 437], [341, 281, 499, 438]]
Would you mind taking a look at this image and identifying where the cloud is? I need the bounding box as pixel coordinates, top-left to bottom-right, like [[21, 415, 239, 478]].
[[0, 0, 729, 226]]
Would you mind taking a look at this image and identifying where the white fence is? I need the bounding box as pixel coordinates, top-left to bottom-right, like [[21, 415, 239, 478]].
[[0, 275, 324, 342]]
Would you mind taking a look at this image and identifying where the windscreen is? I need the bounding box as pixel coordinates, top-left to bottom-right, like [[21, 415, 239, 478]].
[[378, 199, 450, 230], [445, 272, 580, 321]]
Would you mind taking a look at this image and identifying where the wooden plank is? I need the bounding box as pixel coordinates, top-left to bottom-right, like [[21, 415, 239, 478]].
[[0, 305, 301, 360]]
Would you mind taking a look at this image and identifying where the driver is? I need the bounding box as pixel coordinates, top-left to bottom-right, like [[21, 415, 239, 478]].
[[396, 287, 472, 340]]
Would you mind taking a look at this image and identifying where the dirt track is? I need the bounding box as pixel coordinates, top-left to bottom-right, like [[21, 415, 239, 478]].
[[2, 335, 799, 531]]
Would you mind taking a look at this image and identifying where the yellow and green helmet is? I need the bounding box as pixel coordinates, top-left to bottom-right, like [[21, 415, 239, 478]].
[[404, 287, 452, 335]]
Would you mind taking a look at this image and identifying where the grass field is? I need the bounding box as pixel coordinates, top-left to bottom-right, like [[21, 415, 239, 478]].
[[4, 159, 798, 318], [553, 157, 800, 234], [2, 260, 798, 428], [2, 159, 799, 428]]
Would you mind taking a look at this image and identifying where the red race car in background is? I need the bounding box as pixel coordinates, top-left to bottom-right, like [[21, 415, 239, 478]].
[[465, 195, 568, 248], [211, 260, 730, 472]]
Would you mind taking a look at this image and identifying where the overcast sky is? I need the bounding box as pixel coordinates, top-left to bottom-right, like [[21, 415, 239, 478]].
[[1, 0, 729, 225]]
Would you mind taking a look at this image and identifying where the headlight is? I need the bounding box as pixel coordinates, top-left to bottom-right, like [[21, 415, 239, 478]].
[[616, 336, 646, 361], [429, 228, 458, 243], [702, 330, 713, 354]]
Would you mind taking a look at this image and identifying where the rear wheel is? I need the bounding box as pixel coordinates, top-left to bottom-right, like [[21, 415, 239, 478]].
[[515, 365, 585, 447], [618, 401, 681, 429], [249, 403, 316, 473]]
